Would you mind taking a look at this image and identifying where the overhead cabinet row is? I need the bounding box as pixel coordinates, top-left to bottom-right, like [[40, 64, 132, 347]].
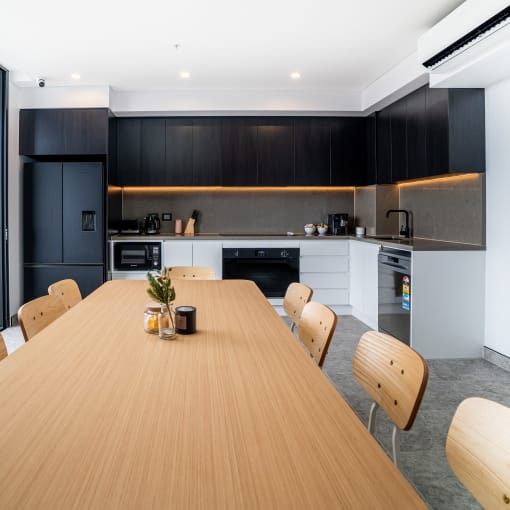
[[112, 117, 368, 187]]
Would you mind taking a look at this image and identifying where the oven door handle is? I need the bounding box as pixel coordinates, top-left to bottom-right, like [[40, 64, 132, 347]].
[[379, 261, 409, 271]]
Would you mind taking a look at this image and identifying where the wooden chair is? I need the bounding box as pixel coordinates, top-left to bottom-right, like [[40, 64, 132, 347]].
[[297, 301, 337, 367], [0, 333, 7, 361], [352, 330, 428, 469], [48, 278, 82, 310], [283, 282, 313, 332], [166, 266, 216, 280], [18, 294, 67, 342], [446, 397, 510, 510]]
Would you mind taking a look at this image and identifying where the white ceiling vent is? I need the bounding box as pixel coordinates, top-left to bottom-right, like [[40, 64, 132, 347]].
[[418, 0, 510, 87]]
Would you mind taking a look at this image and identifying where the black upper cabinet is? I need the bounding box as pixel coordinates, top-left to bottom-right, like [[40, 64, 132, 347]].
[[141, 119, 165, 186], [294, 119, 330, 185], [376, 109, 392, 184], [257, 119, 294, 186], [20, 108, 108, 156], [222, 118, 258, 186], [426, 88, 485, 175], [331, 118, 366, 186], [193, 119, 222, 185], [364, 114, 377, 185], [116, 118, 141, 186], [389, 98, 407, 182], [406, 87, 427, 180], [165, 119, 193, 185]]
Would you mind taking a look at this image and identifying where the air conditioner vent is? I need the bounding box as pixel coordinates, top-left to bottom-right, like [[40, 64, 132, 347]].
[[422, 5, 510, 69]]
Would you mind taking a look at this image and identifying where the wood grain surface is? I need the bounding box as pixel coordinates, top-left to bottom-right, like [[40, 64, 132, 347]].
[[0, 280, 426, 509]]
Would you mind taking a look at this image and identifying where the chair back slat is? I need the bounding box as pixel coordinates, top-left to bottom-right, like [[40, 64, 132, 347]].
[[167, 266, 216, 280], [283, 282, 313, 327], [446, 397, 510, 510], [18, 295, 67, 342], [352, 331, 428, 431], [298, 301, 337, 367], [48, 279, 82, 310], [0, 333, 7, 361]]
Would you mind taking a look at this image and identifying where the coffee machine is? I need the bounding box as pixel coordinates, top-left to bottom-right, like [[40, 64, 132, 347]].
[[328, 213, 349, 236]]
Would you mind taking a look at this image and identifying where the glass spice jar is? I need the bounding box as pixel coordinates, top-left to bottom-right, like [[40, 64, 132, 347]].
[[144, 304, 161, 334]]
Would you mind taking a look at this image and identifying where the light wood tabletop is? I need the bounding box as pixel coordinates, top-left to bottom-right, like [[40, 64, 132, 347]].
[[0, 280, 426, 509]]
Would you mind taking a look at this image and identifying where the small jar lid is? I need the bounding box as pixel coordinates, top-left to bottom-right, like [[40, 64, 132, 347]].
[[145, 303, 163, 312]]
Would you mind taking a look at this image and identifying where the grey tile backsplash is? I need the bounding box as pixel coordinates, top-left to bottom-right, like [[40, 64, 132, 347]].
[[122, 190, 354, 234], [120, 173, 484, 244]]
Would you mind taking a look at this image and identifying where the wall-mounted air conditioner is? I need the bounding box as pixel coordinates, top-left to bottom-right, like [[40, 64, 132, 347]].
[[418, 0, 510, 87]]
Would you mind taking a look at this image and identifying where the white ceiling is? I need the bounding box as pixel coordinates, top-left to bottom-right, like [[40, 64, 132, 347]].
[[1, 0, 464, 92]]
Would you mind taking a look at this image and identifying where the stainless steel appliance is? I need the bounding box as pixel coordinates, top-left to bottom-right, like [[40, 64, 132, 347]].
[[328, 213, 349, 235], [112, 241, 162, 273], [222, 247, 299, 298], [378, 248, 411, 345]]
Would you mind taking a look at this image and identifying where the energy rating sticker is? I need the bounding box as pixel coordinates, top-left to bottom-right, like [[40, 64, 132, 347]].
[[402, 275, 410, 311]]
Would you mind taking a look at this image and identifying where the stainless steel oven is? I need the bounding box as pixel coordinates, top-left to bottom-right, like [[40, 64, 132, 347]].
[[111, 241, 162, 272], [378, 248, 411, 345], [222, 247, 299, 298]]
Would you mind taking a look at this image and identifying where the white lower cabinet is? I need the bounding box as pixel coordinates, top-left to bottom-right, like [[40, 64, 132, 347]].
[[299, 240, 350, 314], [349, 240, 379, 330], [163, 241, 193, 267], [192, 241, 223, 279]]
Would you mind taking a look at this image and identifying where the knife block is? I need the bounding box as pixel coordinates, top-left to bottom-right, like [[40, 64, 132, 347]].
[[184, 218, 195, 236]]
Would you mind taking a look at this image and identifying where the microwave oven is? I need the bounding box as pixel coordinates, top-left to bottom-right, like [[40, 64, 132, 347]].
[[112, 241, 162, 271]]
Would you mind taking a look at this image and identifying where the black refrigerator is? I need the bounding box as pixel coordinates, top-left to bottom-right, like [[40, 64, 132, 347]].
[[23, 161, 105, 301]]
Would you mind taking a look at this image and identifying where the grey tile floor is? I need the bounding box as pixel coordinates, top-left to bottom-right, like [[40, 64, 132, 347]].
[[322, 315, 510, 510], [3, 317, 509, 509]]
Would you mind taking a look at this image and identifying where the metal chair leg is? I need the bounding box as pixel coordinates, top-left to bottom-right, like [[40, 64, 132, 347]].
[[368, 401, 379, 434], [392, 425, 401, 469]]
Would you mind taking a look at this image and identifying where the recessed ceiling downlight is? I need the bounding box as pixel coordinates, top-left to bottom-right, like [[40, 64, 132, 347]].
[[71, 74, 80, 80], [180, 72, 190, 79], [290, 72, 301, 79]]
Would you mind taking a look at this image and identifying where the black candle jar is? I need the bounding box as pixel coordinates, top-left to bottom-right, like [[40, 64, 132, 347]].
[[175, 306, 197, 334]]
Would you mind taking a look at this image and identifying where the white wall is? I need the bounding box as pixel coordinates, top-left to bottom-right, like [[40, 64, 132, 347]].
[[7, 80, 21, 317], [484, 76, 510, 357]]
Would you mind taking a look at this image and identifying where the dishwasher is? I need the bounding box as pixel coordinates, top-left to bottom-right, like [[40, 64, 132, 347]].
[[378, 248, 411, 345]]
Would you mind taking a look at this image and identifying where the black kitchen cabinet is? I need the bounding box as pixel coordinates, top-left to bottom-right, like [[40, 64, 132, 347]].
[[331, 118, 366, 186], [257, 119, 294, 186], [426, 88, 485, 176], [116, 118, 141, 185], [406, 87, 427, 180], [141, 119, 165, 186], [20, 108, 108, 156], [376, 109, 392, 184], [193, 119, 222, 185], [389, 98, 407, 182], [165, 119, 193, 185], [23, 161, 105, 301], [222, 118, 258, 186], [364, 114, 377, 185], [294, 119, 330, 185]]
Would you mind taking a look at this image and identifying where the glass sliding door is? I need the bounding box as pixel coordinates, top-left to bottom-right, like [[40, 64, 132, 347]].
[[0, 66, 8, 329]]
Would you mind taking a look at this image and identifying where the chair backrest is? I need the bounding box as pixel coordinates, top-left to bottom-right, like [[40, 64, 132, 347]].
[[352, 330, 428, 431], [283, 282, 313, 327], [18, 294, 67, 342], [167, 266, 216, 280], [48, 279, 82, 310], [0, 333, 7, 361], [446, 397, 510, 510], [297, 301, 337, 367]]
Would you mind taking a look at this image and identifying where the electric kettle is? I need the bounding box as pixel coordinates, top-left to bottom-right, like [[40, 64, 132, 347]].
[[144, 213, 161, 235]]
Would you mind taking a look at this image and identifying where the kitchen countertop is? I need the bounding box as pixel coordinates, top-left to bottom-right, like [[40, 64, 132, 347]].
[[109, 233, 485, 251]]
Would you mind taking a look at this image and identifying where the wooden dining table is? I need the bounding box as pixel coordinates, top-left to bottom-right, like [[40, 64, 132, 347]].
[[0, 280, 426, 509]]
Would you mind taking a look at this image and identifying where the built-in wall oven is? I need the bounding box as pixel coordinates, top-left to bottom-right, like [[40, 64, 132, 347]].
[[378, 248, 411, 345], [222, 247, 299, 298], [109, 241, 162, 280]]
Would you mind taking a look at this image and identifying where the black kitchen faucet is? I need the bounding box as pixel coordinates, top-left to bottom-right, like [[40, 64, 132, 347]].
[[386, 209, 410, 238]]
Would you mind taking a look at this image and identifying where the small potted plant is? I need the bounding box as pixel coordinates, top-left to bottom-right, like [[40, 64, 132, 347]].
[[147, 268, 177, 339]]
